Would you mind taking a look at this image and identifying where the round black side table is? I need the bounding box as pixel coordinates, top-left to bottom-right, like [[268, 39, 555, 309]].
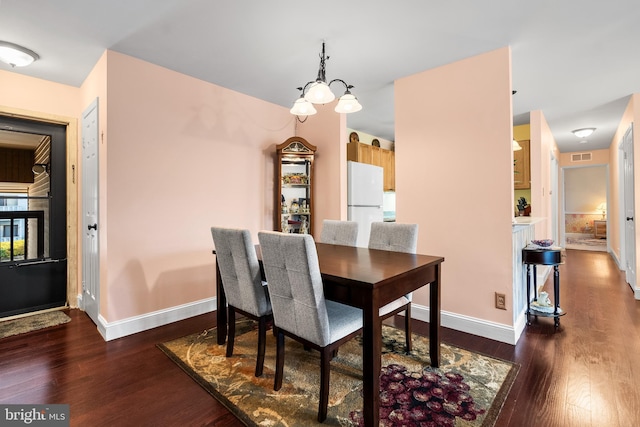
[[522, 248, 564, 328]]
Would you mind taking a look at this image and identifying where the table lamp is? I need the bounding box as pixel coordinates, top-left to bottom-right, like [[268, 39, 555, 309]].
[[597, 202, 607, 219]]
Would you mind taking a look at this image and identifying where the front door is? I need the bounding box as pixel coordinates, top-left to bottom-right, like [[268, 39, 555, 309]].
[[0, 116, 67, 318]]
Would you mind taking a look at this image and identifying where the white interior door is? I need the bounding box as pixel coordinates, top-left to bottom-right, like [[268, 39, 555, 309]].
[[81, 99, 100, 324], [622, 124, 636, 294]]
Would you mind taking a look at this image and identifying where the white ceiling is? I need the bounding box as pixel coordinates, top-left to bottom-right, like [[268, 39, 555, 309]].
[[1, 0, 639, 152]]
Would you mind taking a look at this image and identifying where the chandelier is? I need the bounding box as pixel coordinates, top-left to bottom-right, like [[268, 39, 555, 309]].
[[290, 42, 362, 117]]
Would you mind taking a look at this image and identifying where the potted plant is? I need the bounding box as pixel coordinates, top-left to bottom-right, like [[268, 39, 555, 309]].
[[516, 197, 529, 216]]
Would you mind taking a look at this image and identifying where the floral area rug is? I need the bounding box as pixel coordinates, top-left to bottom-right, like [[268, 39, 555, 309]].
[[158, 320, 518, 426], [0, 311, 70, 339]]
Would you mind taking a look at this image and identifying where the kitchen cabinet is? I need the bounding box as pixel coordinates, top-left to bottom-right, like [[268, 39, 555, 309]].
[[370, 145, 381, 167], [381, 149, 395, 191], [514, 139, 530, 189], [347, 141, 395, 191], [275, 137, 316, 235]]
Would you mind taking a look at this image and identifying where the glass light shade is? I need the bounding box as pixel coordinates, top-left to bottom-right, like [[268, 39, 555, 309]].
[[304, 82, 335, 104], [572, 128, 595, 138], [290, 97, 317, 116], [334, 93, 362, 113], [0, 41, 39, 67], [512, 140, 522, 151]]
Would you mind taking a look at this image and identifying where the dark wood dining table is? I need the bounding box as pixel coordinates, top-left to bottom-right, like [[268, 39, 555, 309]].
[[214, 242, 445, 427]]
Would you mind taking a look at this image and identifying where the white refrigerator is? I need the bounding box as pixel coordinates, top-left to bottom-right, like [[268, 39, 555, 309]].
[[347, 161, 384, 247]]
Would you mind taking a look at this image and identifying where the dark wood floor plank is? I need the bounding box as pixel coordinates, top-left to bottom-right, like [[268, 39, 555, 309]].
[[1, 249, 639, 426]]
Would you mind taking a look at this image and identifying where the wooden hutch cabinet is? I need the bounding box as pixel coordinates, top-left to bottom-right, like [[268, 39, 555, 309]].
[[275, 137, 316, 235]]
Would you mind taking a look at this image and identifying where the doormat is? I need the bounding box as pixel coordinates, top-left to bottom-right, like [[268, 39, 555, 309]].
[[0, 311, 71, 339], [159, 321, 519, 426]]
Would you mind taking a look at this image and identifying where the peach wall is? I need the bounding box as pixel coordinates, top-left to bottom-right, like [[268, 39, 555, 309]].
[[608, 121, 624, 259], [607, 94, 639, 266], [0, 70, 81, 119], [297, 102, 347, 230], [395, 47, 514, 325], [530, 110, 560, 239], [100, 51, 294, 322]]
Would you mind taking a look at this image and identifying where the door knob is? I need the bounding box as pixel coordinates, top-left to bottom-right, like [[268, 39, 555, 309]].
[[626, 217, 634, 221], [88, 223, 97, 230]]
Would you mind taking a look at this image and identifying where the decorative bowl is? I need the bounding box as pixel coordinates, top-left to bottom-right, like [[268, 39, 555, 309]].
[[531, 239, 554, 247]]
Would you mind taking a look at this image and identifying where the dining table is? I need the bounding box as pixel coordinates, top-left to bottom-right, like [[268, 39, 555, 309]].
[[214, 242, 445, 427]]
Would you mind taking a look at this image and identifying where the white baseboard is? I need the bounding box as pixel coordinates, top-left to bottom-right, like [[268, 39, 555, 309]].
[[611, 250, 622, 269], [82, 297, 526, 344], [411, 304, 522, 345], [94, 298, 216, 341], [593, 252, 640, 299]]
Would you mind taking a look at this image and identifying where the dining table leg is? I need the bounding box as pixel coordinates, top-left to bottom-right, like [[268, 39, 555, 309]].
[[361, 292, 381, 427], [215, 259, 227, 345], [429, 264, 441, 367]]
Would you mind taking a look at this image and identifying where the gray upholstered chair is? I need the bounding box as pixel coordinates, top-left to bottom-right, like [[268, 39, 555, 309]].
[[211, 227, 272, 377], [320, 219, 358, 246], [257, 231, 363, 423], [368, 221, 419, 352]]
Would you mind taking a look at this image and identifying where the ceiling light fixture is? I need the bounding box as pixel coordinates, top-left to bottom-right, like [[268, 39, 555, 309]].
[[572, 128, 596, 138], [290, 42, 362, 118], [0, 41, 39, 67]]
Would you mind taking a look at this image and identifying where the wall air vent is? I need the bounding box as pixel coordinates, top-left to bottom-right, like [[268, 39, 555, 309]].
[[571, 153, 592, 162]]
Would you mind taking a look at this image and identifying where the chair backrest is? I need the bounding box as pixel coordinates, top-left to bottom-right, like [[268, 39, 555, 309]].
[[211, 227, 270, 317], [320, 219, 358, 246], [258, 231, 332, 346], [368, 222, 418, 254]]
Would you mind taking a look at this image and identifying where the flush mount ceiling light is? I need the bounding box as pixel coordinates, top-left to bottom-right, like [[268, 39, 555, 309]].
[[572, 128, 596, 138], [290, 42, 362, 118], [0, 41, 39, 67]]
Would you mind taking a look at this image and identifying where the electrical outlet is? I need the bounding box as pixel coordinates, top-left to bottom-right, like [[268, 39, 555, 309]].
[[495, 292, 506, 310]]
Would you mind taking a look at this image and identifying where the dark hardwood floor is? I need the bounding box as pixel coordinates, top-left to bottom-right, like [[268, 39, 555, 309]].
[[1, 249, 639, 426]]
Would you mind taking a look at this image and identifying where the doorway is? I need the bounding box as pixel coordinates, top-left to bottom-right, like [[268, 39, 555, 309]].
[[0, 116, 68, 317], [562, 165, 608, 252]]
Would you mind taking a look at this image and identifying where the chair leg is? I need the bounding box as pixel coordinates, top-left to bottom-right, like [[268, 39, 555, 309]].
[[405, 304, 412, 353], [318, 347, 331, 422], [274, 330, 285, 391], [255, 316, 267, 377], [226, 306, 236, 357]]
